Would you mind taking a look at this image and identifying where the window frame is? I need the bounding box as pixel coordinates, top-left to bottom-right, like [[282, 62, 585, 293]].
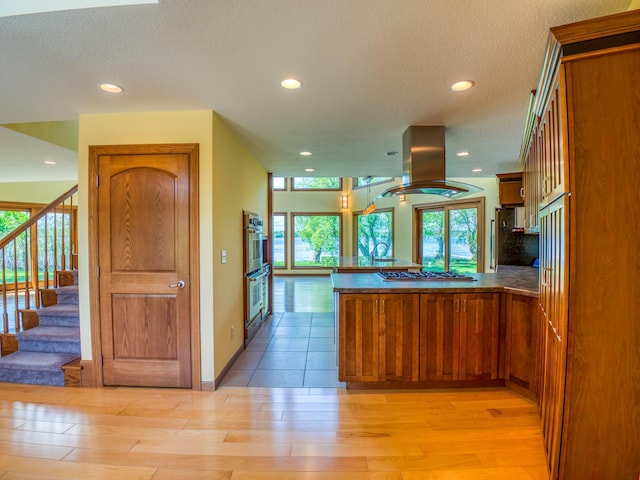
[[290, 212, 343, 269], [413, 197, 485, 273], [291, 177, 343, 191], [352, 177, 395, 190], [352, 207, 395, 260], [272, 212, 287, 270], [272, 176, 288, 191]]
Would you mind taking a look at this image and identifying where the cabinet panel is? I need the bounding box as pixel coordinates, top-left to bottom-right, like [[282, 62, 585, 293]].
[[338, 294, 379, 382], [458, 293, 500, 381], [541, 321, 565, 479], [539, 194, 568, 480], [539, 70, 569, 206], [522, 131, 541, 231], [379, 294, 420, 382], [505, 293, 539, 396], [497, 172, 524, 206], [419, 294, 459, 381], [420, 293, 500, 382]]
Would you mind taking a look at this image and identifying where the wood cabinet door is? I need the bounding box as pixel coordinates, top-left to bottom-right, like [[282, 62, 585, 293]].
[[542, 321, 565, 480], [379, 294, 420, 382], [539, 195, 568, 479], [523, 118, 542, 230], [458, 293, 500, 381], [540, 68, 569, 206], [419, 294, 459, 381], [338, 294, 379, 382], [505, 293, 539, 394]]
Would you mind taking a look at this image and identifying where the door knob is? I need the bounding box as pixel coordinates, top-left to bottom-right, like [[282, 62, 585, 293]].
[[169, 280, 186, 289]]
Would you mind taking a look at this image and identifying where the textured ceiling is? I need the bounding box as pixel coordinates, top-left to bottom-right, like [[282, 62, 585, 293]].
[[0, 0, 631, 182]]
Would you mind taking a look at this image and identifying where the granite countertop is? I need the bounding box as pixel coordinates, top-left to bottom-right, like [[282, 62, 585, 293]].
[[334, 256, 422, 270], [331, 265, 539, 297]]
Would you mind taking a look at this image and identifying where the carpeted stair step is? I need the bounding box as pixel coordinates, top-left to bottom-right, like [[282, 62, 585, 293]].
[[37, 304, 80, 328], [16, 326, 80, 355], [55, 285, 78, 305], [0, 351, 79, 386]]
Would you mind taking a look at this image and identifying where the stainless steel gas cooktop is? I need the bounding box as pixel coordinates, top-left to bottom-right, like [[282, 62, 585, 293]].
[[376, 271, 477, 281]]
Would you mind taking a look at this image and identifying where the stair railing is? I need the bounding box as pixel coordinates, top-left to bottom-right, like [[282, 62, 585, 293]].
[[0, 185, 78, 335]]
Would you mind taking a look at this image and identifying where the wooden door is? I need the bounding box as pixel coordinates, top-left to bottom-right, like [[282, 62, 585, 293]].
[[419, 294, 459, 381], [379, 294, 419, 382], [458, 293, 500, 381], [90, 144, 198, 388], [338, 293, 379, 382]]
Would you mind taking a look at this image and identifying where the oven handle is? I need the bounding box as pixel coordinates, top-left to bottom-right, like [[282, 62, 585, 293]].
[[247, 270, 269, 281]]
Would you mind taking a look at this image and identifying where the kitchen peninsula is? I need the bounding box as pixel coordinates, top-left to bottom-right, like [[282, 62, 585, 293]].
[[331, 266, 539, 394]]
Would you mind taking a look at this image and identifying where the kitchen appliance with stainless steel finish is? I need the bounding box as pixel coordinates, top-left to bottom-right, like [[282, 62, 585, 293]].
[[376, 271, 476, 281], [243, 212, 269, 346], [244, 212, 265, 274], [376, 126, 482, 199]]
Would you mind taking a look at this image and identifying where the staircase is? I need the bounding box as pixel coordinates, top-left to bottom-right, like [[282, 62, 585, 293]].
[[0, 271, 80, 386]]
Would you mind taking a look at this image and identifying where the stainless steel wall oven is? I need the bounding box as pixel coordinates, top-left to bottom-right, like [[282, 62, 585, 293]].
[[243, 212, 269, 346]]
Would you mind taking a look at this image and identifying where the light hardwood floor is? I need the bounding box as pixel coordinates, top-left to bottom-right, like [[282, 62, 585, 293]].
[[0, 382, 548, 479], [0, 275, 549, 479]]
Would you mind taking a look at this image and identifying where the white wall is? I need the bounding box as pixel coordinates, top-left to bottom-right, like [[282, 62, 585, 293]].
[[0, 180, 76, 203]]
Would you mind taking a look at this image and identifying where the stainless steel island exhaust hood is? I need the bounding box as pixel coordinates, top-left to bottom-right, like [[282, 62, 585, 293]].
[[376, 126, 482, 199]]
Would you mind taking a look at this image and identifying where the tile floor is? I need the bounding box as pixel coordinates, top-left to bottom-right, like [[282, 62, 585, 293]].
[[219, 275, 345, 388]]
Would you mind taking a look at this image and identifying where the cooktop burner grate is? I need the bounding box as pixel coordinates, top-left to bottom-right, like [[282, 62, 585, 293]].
[[376, 271, 476, 281]]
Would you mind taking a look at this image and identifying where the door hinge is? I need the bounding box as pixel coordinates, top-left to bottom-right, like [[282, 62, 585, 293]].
[[96, 175, 99, 187]]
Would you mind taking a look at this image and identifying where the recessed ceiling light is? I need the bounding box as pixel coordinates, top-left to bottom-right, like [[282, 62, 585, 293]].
[[451, 80, 474, 92], [456, 151, 470, 157], [281, 78, 302, 90], [305, 168, 315, 172], [299, 151, 312, 156], [472, 168, 482, 173], [43, 160, 57, 165], [99, 83, 124, 94]]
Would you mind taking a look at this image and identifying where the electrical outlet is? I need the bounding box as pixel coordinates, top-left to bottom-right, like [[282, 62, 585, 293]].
[[230, 325, 235, 339], [221, 249, 227, 264]]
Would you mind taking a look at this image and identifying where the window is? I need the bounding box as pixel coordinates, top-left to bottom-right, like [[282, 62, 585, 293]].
[[353, 209, 393, 259], [0, 209, 30, 240], [272, 176, 287, 190], [0, 208, 31, 284], [292, 213, 342, 268], [416, 198, 484, 273], [272, 213, 286, 269], [291, 177, 342, 190], [352, 177, 394, 189]]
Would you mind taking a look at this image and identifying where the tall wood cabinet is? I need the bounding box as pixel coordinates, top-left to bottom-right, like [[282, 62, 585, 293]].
[[519, 10, 640, 479]]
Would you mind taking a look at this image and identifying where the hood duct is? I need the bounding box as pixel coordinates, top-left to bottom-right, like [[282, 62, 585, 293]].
[[376, 126, 482, 199]]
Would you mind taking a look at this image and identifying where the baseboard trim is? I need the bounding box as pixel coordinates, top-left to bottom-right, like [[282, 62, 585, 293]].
[[213, 343, 245, 390], [80, 359, 96, 387], [201, 381, 215, 391]]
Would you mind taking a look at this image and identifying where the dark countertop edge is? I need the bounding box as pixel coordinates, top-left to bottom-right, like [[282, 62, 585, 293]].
[[331, 268, 539, 298], [503, 287, 539, 298]]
